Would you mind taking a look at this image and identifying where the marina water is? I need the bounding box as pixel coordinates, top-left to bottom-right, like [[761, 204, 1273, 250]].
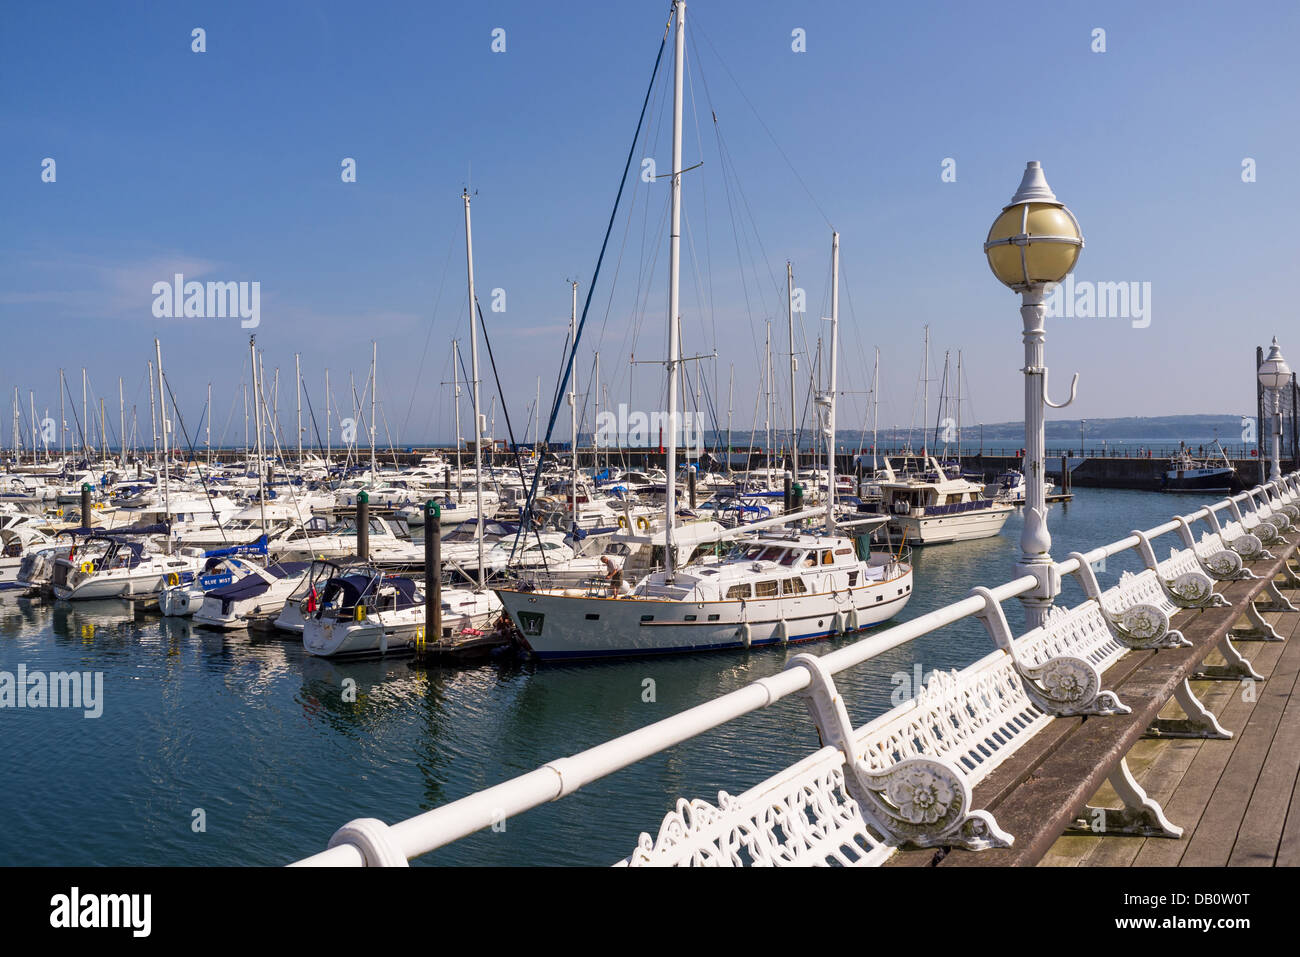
[[0, 488, 1216, 866]]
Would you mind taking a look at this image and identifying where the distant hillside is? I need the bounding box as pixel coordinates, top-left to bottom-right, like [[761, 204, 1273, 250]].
[[972, 415, 1245, 442]]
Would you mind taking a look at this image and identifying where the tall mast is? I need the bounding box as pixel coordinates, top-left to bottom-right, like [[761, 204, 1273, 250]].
[[824, 231, 840, 534], [452, 339, 462, 502], [29, 391, 37, 465], [295, 352, 303, 466], [81, 369, 88, 459], [154, 339, 172, 553], [726, 363, 734, 478], [569, 280, 580, 529], [663, 0, 685, 580], [250, 337, 267, 536], [594, 351, 601, 474], [694, 347, 701, 469], [259, 351, 268, 465], [956, 349, 963, 466], [533, 376, 540, 447], [325, 369, 331, 464], [369, 343, 378, 479], [59, 369, 65, 464], [272, 367, 280, 450], [935, 351, 949, 453], [118, 378, 125, 467], [205, 382, 211, 469], [147, 360, 158, 467], [765, 321, 773, 484], [815, 336, 822, 473], [463, 190, 486, 589], [872, 346, 880, 470], [680, 326, 691, 472], [921, 325, 930, 460], [787, 260, 798, 482]]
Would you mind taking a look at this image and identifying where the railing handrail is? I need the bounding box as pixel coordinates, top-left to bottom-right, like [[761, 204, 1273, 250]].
[[292, 471, 1299, 867]]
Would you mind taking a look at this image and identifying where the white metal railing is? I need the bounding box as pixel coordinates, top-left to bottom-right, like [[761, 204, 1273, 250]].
[[291, 473, 1300, 866]]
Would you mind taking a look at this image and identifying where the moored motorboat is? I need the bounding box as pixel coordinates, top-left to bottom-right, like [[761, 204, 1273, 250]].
[[50, 532, 206, 601], [192, 560, 314, 629], [301, 571, 426, 658]]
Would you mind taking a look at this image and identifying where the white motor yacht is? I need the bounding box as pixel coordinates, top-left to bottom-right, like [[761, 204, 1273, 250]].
[[874, 457, 1014, 545], [50, 534, 206, 600], [497, 527, 909, 660]]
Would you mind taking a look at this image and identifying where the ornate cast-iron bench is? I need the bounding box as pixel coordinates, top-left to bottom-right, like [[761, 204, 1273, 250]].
[[620, 644, 1049, 866], [621, 587, 1184, 866], [619, 526, 1300, 867], [1218, 503, 1277, 558], [1253, 487, 1294, 532]]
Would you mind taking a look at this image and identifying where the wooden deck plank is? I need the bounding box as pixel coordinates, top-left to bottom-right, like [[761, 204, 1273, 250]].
[[1081, 737, 1204, 867], [888, 537, 1300, 868], [1127, 637, 1291, 866], [1176, 611, 1300, 866], [942, 616, 1253, 867], [1089, 612, 1295, 867], [1227, 632, 1300, 865], [1276, 765, 1300, 865]]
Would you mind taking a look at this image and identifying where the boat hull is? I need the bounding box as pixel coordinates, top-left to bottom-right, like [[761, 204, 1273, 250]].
[[159, 584, 205, 617], [886, 505, 1013, 545], [302, 614, 424, 658], [53, 570, 168, 601], [496, 571, 913, 660], [1163, 468, 1234, 492]]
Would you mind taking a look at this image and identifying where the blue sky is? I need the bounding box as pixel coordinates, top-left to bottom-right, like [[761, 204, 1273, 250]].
[[3, 0, 1297, 448]]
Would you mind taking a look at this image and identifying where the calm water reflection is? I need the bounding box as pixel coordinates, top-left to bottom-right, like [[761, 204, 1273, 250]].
[[0, 488, 1222, 866]]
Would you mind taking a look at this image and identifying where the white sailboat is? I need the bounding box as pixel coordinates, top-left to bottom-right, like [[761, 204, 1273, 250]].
[[495, 3, 912, 659]]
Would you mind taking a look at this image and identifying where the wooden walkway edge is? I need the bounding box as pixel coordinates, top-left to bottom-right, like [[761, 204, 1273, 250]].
[[1042, 553, 1300, 867], [884, 531, 1300, 868]]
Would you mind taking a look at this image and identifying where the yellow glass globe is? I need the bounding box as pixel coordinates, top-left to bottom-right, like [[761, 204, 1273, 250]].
[[985, 202, 1082, 289]]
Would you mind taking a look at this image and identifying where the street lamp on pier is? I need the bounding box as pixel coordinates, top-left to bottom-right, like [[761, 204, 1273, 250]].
[[1257, 338, 1291, 483], [984, 161, 1085, 630]]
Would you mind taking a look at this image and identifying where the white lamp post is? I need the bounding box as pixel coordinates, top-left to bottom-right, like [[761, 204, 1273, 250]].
[[984, 161, 1084, 630], [1258, 338, 1291, 483]]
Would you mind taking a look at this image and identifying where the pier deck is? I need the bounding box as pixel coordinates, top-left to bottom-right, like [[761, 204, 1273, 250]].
[[1041, 601, 1300, 867], [881, 526, 1300, 870]]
